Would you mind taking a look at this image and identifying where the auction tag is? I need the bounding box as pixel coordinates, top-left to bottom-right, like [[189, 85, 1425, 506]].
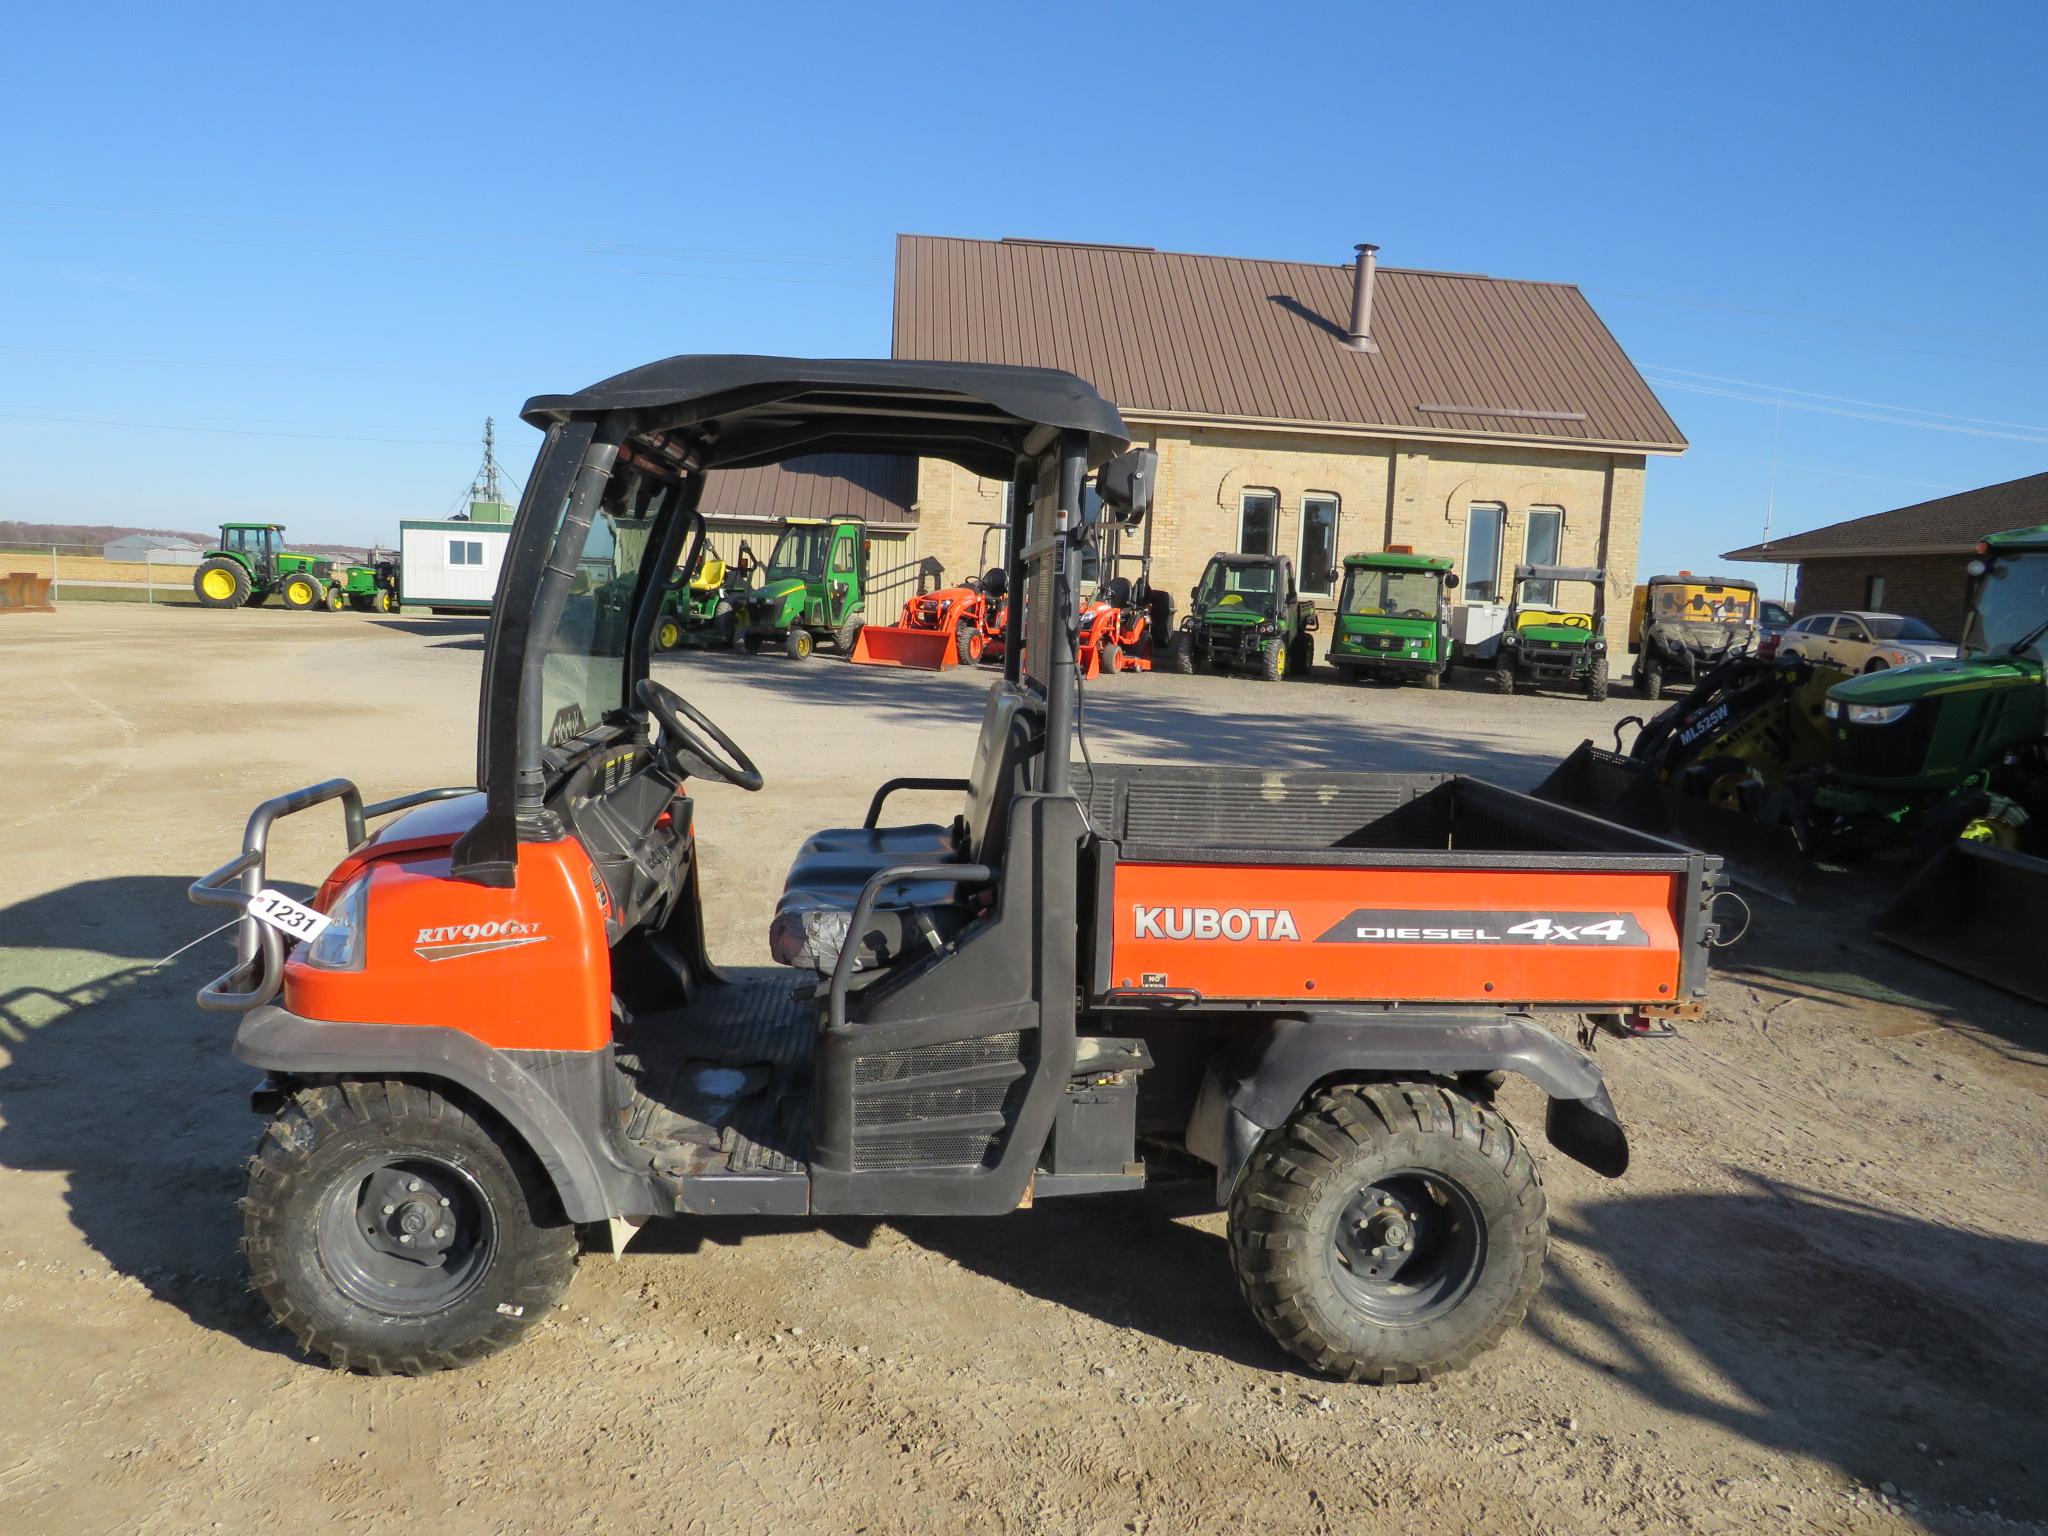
[[246, 888, 333, 943]]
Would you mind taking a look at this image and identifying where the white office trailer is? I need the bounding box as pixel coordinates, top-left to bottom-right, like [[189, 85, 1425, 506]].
[[398, 518, 512, 612]]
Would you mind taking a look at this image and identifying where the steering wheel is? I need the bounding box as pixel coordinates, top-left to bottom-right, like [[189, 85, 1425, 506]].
[[1560, 614, 1594, 630], [634, 677, 764, 792]]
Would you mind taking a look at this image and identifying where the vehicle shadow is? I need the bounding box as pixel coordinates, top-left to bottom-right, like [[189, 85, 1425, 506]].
[[659, 648, 1571, 786], [889, 1182, 1287, 1372], [0, 876, 294, 1359], [1531, 1172, 2048, 1519]]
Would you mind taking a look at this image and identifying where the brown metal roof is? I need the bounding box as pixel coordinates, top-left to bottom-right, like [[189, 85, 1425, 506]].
[[699, 452, 915, 524], [892, 235, 1686, 453], [1723, 470, 2048, 562]]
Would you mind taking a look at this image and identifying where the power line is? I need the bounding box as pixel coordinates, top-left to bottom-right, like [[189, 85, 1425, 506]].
[[0, 410, 472, 446], [1645, 365, 2048, 434], [1640, 375, 2048, 446]]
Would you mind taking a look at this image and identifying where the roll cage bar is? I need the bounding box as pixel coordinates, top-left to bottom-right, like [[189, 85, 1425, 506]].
[[454, 356, 1137, 885]]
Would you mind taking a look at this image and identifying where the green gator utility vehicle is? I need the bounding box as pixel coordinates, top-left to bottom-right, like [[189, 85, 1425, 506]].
[[193, 523, 338, 611], [739, 517, 865, 660], [1327, 549, 1459, 688], [1485, 564, 1609, 700], [1167, 552, 1317, 681]]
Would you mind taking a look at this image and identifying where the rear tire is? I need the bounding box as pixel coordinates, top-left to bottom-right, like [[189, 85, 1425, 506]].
[[1288, 636, 1314, 679], [193, 558, 249, 609], [1585, 657, 1609, 702], [281, 573, 321, 611], [241, 1080, 579, 1375], [1229, 1082, 1547, 1384], [784, 625, 814, 661], [1260, 637, 1286, 682], [1168, 631, 1197, 674]]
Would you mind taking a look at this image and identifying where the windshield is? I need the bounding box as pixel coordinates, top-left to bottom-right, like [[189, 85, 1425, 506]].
[[1650, 583, 1755, 625], [1199, 560, 1279, 613], [766, 524, 832, 579], [1340, 566, 1441, 618], [1862, 614, 1943, 641], [1963, 551, 2048, 657], [539, 504, 658, 748]]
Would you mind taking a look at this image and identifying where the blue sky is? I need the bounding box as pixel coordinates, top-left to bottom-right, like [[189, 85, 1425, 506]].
[[4, 1, 2044, 591]]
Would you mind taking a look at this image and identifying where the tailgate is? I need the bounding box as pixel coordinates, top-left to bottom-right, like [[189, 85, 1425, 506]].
[[1107, 859, 1691, 1007]]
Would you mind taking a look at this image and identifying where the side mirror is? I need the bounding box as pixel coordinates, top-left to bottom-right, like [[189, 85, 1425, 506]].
[[1444, 572, 1461, 591], [1095, 447, 1158, 525]]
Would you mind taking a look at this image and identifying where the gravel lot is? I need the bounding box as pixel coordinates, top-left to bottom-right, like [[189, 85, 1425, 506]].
[[2, 604, 2043, 1535]]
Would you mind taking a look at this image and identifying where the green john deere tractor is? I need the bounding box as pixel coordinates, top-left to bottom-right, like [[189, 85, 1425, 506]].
[[319, 553, 402, 613], [738, 517, 866, 660], [1167, 552, 1318, 681], [654, 541, 757, 651], [192, 523, 339, 610], [1326, 549, 1459, 688]]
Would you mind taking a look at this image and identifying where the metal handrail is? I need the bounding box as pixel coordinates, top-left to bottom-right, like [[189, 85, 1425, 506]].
[[862, 777, 970, 829], [188, 782, 475, 1013], [828, 863, 991, 1031]]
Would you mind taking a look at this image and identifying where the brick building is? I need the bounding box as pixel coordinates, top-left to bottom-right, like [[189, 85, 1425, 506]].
[[892, 235, 1686, 643], [1723, 470, 2048, 639]]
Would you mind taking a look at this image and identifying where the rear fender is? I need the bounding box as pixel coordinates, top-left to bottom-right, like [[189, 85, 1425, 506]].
[[233, 1005, 655, 1224], [1186, 1013, 1629, 1202]]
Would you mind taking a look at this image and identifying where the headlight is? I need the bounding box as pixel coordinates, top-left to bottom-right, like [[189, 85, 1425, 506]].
[[1592, 637, 1608, 651], [1258, 620, 1278, 635], [1847, 702, 1913, 725], [1824, 698, 1843, 720], [1502, 632, 1521, 647], [302, 874, 370, 970], [1887, 650, 1910, 666]]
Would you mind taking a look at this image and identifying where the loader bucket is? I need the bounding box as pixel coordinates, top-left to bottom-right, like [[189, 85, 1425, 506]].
[[849, 623, 957, 671], [1873, 842, 2048, 1005], [1534, 741, 1809, 902]]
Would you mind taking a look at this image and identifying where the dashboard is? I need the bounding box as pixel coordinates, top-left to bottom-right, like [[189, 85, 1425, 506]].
[[542, 720, 692, 943]]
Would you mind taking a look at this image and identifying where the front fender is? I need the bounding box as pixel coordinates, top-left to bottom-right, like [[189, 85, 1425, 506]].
[[1186, 1012, 1630, 1201], [233, 1005, 654, 1224]]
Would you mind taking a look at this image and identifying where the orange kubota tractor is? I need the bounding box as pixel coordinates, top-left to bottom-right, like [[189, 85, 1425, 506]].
[[1076, 511, 1168, 678], [851, 576, 993, 669]]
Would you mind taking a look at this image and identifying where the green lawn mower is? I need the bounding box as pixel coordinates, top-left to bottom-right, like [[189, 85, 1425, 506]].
[[1167, 552, 1318, 681], [738, 517, 867, 660], [655, 541, 757, 651], [1326, 549, 1459, 689]]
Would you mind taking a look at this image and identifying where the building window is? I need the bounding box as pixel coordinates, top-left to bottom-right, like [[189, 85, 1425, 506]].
[[1299, 494, 1340, 597], [449, 538, 484, 567], [1865, 574, 1886, 608], [1238, 488, 1279, 556], [1463, 503, 1506, 602], [1521, 507, 1563, 605]]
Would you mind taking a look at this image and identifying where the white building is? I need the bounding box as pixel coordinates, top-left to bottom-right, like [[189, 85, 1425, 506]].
[[398, 519, 511, 612], [103, 533, 205, 565]]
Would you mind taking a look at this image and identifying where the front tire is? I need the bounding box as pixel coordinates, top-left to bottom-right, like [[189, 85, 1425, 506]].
[[1420, 667, 1442, 690], [1168, 631, 1197, 674], [1229, 1082, 1547, 1383], [324, 584, 346, 612], [1490, 666, 1514, 695], [1260, 637, 1286, 682], [280, 573, 321, 610], [1585, 656, 1609, 702], [1638, 660, 1663, 699], [655, 615, 683, 652], [833, 611, 864, 654], [242, 1080, 578, 1375], [784, 624, 814, 661]]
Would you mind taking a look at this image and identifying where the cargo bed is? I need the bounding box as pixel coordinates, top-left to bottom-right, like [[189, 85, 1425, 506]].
[[1079, 765, 1720, 1010]]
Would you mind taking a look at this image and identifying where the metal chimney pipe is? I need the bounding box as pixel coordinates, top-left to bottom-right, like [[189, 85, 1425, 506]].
[[1346, 243, 1380, 352]]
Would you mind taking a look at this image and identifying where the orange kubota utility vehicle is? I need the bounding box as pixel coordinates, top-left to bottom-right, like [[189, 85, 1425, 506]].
[[194, 356, 1726, 1382]]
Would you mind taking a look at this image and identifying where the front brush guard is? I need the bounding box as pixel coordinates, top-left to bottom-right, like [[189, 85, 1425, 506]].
[[189, 781, 475, 1012]]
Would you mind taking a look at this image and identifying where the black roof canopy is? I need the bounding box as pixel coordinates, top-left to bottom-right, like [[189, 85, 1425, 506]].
[[522, 354, 1130, 480]]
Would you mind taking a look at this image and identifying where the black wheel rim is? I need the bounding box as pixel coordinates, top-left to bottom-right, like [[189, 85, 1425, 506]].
[[316, 1155, 497, 1316], [1326, 1168, 1485, 1324]]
